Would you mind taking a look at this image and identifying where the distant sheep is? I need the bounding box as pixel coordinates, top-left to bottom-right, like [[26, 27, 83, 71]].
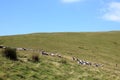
[[41, 51, 49, 55], [56, 54, 62, 58], [72, 57, 76, 61], [0, 45, 6, 49], [16, 48, 23, 51], [16, 48, 27, 51], [74, 57, 102, 67], [50, 53, 55, 56]]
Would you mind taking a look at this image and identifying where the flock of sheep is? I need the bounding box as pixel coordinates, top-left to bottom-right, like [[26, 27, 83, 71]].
[[0, 45, 103, 67], [72, 57, 103, 67]]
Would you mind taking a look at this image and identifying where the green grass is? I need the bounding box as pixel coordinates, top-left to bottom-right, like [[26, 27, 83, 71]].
[[0, 31, 120, 80]]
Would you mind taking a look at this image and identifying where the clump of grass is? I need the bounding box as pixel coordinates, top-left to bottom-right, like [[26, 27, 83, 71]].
[[2, 47, 17, 61], [31, 53, 40, 62]]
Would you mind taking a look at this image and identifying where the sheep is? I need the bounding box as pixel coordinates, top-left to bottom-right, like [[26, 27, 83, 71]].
[[94, 63, 101, 67], [16, 48, 21, 51], [57, 54, 62, 58], [72, 57, 76, 61], [41, 51, 49, 55], [16, 47, 28, 51], [0, 45, 6, 49], [50, 53, 55, 56]]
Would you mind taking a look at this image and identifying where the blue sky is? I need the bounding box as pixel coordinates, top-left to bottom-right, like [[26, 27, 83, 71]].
[[0, 0, 120, 35]]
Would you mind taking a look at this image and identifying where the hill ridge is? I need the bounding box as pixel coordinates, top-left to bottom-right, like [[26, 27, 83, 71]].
[[0, 32, 120, 80]]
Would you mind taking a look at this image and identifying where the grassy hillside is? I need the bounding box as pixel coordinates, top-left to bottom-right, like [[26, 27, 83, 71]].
[[0, 31, 120, 80]]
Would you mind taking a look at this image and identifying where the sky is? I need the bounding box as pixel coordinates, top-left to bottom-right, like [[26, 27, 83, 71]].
[[0, 0, 120, 36]]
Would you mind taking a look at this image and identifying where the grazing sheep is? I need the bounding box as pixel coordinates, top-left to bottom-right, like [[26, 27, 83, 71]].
[[72, 57, 76, 61], [16, 48, 23, 51], [0, 45, 6, 49], [16, 47, 27, 51], [41, 51, 49, 55], [23, 48, 27, 50], [76, 59, 93, 66], [94, 63, 100, 67], [85, 62, 92, 66], [50, 53, 55, 56], [0, 45, 3, 48], [77, 60, 84, 65], [57, 54, 62, 58], [16, 48, 24, 51], [76, 58, 79, 61]]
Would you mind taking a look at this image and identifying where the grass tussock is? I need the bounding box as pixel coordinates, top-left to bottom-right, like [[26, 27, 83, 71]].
[[31, 53, 40, 62], [2, 47, 17, 61]]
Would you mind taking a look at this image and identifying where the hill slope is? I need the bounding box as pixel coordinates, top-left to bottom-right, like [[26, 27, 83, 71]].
[[0, 31, 120, 80]]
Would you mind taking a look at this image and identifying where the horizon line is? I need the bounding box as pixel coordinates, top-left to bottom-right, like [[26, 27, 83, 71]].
[[0, 30, 120, 36]]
